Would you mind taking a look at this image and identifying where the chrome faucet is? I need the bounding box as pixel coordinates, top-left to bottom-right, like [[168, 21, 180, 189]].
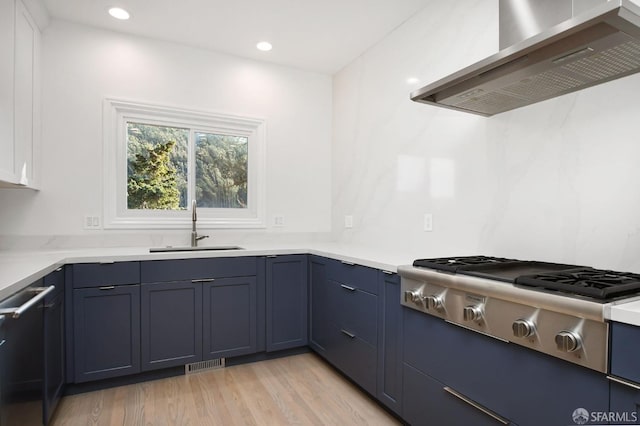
[[191, 200, 209, 247]]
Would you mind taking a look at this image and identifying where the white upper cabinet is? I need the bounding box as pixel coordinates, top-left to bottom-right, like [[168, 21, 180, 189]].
[[0, 0, 15, 183], [0, 0, 41, 188]]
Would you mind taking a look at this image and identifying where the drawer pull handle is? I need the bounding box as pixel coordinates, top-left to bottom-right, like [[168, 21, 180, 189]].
[[99, 261, 115, 265], [382, 270, 394, 275], [443, 386, 509, 425], [340, 284, 356, 292], [99, 286, 116, 290], [266, 255, 278, 258], [607, 375, 640, 390], [192, 278, 215, 283], [340, 261, 355, 266], [340, 329, 356, 339], [55, 267, 63, 272]]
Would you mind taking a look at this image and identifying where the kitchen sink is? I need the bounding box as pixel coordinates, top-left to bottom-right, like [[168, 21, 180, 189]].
[[149, 245, 244, 253]]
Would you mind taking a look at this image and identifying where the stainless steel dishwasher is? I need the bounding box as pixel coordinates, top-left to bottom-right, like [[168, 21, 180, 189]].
[[0, 281, 54, 425]]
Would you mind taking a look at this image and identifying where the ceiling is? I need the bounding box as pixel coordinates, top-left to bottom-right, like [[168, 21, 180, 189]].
[[42, 0, 430, 74]]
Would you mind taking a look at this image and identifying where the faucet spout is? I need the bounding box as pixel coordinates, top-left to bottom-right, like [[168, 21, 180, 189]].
[[190, 200, 208, 247]]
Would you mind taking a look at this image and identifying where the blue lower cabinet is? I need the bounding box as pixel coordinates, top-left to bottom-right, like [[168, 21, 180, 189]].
[[141, 281, 203, 371], [403, 363, 513, 426], [309, 256, 331, 355], [610, 381, 640, 424], [266, 255, 308, 352], [203, 277, 257, 359], [378, 271, 402, 415], [403, 308, 609, 426], [73, 285, 141, 383]]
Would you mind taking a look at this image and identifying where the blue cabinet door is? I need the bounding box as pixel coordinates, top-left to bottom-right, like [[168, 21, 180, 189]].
[[377, 271, 402, 415], [73, 285, 140, 383], [611, 322, 640, 383], [265, 255, 308, 352], [610, 381, 640, 424], [203, 277, 257, 359], [141, 281, 203, 371], [309, 256, 331, 355], [43, 268, 65, 424]]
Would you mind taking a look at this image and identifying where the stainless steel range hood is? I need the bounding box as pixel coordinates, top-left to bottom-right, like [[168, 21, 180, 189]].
[[410, 0, 640, 116]]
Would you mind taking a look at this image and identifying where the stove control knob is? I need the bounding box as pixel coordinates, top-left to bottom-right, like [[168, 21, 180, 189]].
[[555, 331, 582, 353], [512, 319, 536, 338], [463, 305, 483, 322], [404, 290, 424, 306], [426, 295, 444, 311]]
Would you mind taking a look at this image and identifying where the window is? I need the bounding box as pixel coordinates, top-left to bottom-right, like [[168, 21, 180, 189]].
[[103, 99, 266, 229]]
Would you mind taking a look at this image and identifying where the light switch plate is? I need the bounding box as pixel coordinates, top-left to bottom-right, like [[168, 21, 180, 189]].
[[344, 215, 354, 229]]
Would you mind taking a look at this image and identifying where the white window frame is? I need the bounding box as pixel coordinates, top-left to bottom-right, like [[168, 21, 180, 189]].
[[103, 98, 266, 229]]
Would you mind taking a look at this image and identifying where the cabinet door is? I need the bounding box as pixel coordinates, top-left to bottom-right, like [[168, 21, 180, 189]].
[[610, 381, 640, 424], [309, 256, 331, 355], [13, 0, 39, 185], [0, 0, 14, 182], [377, 271, 402, 415], [203, 277, 257, 359], [611, 322, 640, 383], [141, 281, 202, 371], [266, 255, 308, 352], [44, 268, 65, 424], [73, 285, 140, 382]]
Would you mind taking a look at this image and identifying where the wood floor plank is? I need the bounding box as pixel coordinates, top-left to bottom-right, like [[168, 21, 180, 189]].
[[52, 353, 401, 426]]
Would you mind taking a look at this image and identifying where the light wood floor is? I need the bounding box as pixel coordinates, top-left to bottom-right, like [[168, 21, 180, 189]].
[[51, 353, 401, 425]]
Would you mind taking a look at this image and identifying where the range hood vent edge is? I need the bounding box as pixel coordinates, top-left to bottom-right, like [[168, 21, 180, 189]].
[[411, 0, 640, 116]]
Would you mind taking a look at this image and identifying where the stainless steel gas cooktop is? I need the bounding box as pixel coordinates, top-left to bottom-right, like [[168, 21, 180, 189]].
[[399, 256, 640, 373]]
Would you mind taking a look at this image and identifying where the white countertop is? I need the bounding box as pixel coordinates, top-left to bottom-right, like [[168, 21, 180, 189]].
[[6, 243, 640, 327], [0, 242, 426, 301]]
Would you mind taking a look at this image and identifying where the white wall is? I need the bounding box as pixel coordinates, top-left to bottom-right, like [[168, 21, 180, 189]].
[[0, 20, 332, 247], [332, 0, 640, 272]]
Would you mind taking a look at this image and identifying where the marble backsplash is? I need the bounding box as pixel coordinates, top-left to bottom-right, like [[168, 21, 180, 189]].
[[330, 0, 640, 273]]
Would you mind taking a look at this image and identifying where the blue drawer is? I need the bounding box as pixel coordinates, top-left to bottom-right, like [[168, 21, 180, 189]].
[[72, 262, 140, 288], [141, 256, 257, 283], [326, 258, 378, 295]]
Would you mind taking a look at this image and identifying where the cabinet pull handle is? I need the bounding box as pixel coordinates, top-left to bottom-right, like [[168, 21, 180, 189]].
[[192, 278, 215, 283], [340, 284, 356, 292], [340, 261, 355, 266], [55, 267, 63, 272], [99, 261, 115, 264], [266, 255, 278, 258], [99, 286, 116, 290], [382, 270, 394, 275], [340, 329, 356, 339], [443, 386, 509, 425], [607, 375, 640, 390]]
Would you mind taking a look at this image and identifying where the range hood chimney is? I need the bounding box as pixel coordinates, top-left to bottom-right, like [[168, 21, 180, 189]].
[[410, 0, 640, 116]]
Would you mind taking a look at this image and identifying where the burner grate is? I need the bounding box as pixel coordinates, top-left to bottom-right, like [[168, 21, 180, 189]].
[[412, 256, 519, 272], [516, 268, 640, 299]]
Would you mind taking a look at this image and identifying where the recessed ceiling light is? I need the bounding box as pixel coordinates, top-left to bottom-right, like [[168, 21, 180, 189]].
[[256, 41, 273, 52], [407, 77, 420, 84], [108, 7, 130, 20]]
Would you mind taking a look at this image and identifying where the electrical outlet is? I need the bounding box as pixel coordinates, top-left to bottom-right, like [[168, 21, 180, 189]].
[[344, 215, 353, 229], [274, 216, 285, 227], [423, 213, 433, 232], [84, 216, 101, 230]]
